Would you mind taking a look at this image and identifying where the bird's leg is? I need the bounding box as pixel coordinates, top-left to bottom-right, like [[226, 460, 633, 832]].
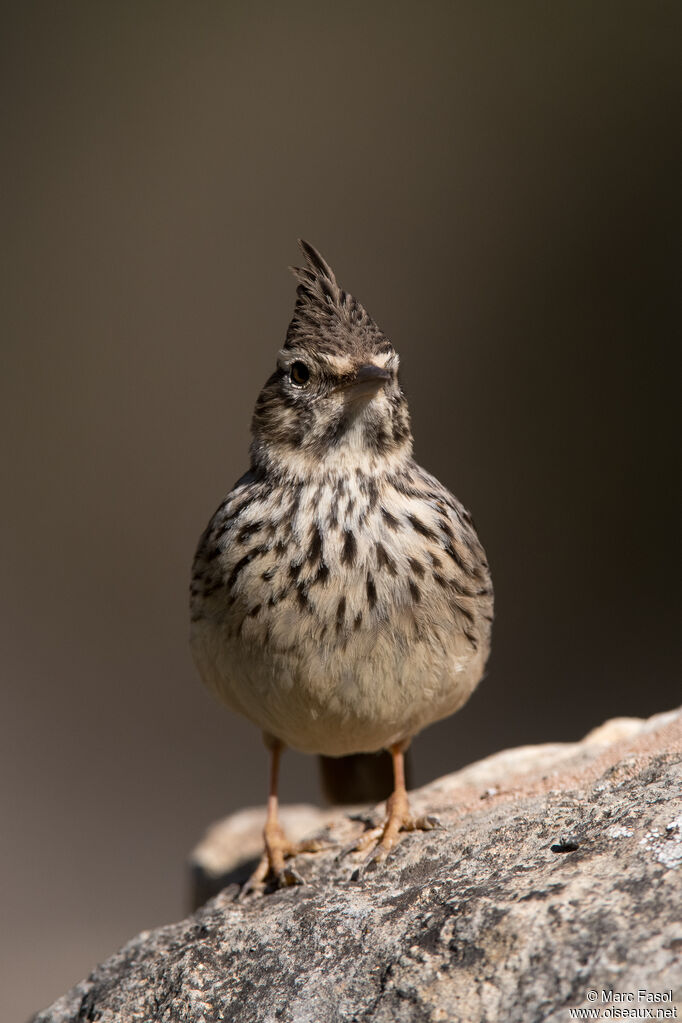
[[242, 736, 326, 894], [345, 740, 439, 866]]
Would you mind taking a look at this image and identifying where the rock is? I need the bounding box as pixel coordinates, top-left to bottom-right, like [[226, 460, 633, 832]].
[[35, 707, 682, 1023]]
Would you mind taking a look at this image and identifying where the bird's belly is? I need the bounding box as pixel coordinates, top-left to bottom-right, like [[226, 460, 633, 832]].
[[191, 615, 487, 756], [190, 467, 493, 756]]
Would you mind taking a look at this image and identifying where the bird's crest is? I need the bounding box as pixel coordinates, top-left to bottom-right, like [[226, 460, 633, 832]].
[[285, 240, 391, 356]]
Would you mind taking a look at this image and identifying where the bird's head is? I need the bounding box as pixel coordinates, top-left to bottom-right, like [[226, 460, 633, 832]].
[[250, 241, 412, 479]]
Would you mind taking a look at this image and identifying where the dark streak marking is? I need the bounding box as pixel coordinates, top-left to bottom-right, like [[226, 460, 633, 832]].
[[381, 507, 400, 530], [464, 629, 478, 650], [286, 427, 304, 448], [308, 523, 323, 563], [376, 542, 396, 575], [227, 546, 266, 590], [268, 586, 289, 607], [408, 513, 436, 540], [289, 484, 303, 517], [453, 599, 475, 623], [312, 561, 329, 586], [336, 595, 346, 628], [342, 530, 357, 566], [408, 557, 425, 578], [328, 499, 338, 528], [441, 574, 477, 598], [238, 520, 263, 543], [439, 519, 457, 546], [444, 541, 473, 577]]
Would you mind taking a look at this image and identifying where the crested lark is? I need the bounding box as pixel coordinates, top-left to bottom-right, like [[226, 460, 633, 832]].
[[190, 242, 493, 889]]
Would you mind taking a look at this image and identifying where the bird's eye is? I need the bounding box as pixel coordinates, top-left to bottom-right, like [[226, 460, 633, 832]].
[[289, 361, 310, 387]]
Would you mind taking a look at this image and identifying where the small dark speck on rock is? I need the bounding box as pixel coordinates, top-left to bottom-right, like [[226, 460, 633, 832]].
[[551, 836, 580, 853]]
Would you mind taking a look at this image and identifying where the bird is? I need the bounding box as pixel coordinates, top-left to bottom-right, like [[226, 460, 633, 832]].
[[190, 241, 493, 890]]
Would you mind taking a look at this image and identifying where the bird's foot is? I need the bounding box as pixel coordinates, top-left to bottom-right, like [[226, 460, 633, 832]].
[[239, 822, 329, 898], [339, 789, 440, 873]]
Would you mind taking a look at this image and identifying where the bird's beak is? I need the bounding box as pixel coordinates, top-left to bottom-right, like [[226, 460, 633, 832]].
[[334, 363, 391, 399]]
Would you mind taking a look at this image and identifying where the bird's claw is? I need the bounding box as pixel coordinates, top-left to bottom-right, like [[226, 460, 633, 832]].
[[335, 826, 384, 863], [339, 802, 442, 877], [280, 864, 305, 887], [237, 859, 304, 899], [419, 814, 442, 831], [237, 834, 332, 897]]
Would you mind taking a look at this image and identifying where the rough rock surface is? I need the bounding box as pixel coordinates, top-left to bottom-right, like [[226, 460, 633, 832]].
[[36, 708, 682, 1023]]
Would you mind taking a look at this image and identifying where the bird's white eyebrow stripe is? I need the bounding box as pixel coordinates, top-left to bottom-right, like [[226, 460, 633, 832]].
[[278, 350, 395, 376]]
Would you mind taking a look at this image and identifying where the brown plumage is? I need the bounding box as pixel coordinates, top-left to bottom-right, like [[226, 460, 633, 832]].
[[190, 241, 493, 890]]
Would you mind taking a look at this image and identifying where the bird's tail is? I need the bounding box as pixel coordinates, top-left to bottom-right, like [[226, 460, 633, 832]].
[[317, 750, 413, 805]]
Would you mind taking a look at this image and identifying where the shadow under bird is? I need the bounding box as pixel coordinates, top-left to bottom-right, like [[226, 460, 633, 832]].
[[190, 241, 493, 890]]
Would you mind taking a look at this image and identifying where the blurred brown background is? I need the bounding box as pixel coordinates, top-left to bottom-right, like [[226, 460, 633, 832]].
[[1, 2, 680, 1019]]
